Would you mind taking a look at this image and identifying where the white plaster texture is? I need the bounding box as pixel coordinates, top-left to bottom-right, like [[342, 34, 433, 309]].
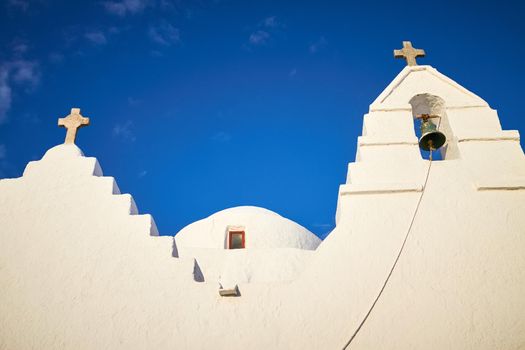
[[176, 206, 320, 250], [175, 206, 320, 287], [182, 246, 316, 288], [0, 65, 524, 350]]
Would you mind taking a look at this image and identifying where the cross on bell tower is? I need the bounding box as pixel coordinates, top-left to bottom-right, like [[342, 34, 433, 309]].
[[57, 108, 90, 144], [394, 41, 425, 66]]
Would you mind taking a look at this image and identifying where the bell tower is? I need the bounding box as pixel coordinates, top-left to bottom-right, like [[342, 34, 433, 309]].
[[335, 45, 524, 225]]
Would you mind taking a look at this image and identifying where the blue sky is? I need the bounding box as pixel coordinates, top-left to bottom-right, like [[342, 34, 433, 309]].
[[1, 0, 524, 238]]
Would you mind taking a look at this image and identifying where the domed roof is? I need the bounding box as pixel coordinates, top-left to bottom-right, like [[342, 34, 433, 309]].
[[175, 206, 321, 250]]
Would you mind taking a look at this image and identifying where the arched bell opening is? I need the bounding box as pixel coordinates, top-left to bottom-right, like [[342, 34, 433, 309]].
[[409, 94, 458, 160]]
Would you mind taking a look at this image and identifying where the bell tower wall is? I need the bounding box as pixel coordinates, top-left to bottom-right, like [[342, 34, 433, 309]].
[[336, 65, 525, 225]]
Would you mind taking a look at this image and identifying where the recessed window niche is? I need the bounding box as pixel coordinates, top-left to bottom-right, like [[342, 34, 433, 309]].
[[409, 94, 458, 160], [226, 226, 245, 249]]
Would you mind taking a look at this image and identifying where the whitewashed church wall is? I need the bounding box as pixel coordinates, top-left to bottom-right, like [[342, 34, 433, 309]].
[[1, 64, 524, 349]]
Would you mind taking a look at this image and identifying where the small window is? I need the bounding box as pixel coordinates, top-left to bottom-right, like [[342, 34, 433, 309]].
[[228, 231, 245, 249]]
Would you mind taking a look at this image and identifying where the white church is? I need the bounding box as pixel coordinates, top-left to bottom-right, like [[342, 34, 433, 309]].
[[1, 42, 524, 349]]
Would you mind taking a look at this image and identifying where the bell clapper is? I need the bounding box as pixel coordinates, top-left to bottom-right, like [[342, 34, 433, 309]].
[[428, 139, 434, 161]]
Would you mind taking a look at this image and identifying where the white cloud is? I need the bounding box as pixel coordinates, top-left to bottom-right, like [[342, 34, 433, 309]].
[[127, 97, 142, 105], [8, 0, 29, 11], [150, 50, 163, 57], [0, 60, 40, 124], [138, 170, 147, 178], [248, 16, 284, 47], [85, 31, 107, 45], [309, 36, 327, 54], [12, 43, 29, 55], [263, 16, 277, 28], [249, 30, 269, 45], [149, 21, 180, 46], [158, 0, 177, 11], [107, 26, 122, 35], [103, 0, 148, 16], [262, 16, 284, 29], [48, 52, 64, 64], [10, 60, 40, 87], [211, 131, 231, 143], [0, 69, 12, 124], [113, 120, 136, 142]]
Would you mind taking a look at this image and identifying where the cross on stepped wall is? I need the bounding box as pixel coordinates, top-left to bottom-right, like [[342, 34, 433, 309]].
[[394, 41, 425, 66], [58, 108, 90, 144]]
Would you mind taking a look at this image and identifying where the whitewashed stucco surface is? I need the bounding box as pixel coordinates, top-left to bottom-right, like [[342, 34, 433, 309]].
[[175, 206, 320, 287], [0, 65, 524, 349], [176, 206, 321, 250]]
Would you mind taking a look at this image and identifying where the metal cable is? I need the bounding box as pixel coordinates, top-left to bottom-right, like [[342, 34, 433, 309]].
[[341, 117, 441, 349]]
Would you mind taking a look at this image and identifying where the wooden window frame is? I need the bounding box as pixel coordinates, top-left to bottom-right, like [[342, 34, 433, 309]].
[[228, 230, 245, 249]]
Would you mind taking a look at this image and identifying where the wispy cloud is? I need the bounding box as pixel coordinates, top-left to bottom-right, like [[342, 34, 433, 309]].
[[158, 0, 179, 11], [48, 52, 64, 64], [211, 131, 231, 143], [249, 30, 269, 45], [150, 50, 163, 57], [7, 0, 29, 11], [148, 20, 180, 46], [107, 26, 123, 35], [0, 38, 41, 124], [288, 68, 297, 78], [309, 36, 327, 54], [138, 170, 147, 178], [20, 112, 41, 124], [83, 26, 125, 47], [102, 0, 148, 16], [12, 42, 29, 55], [113, 120, 136, 142], [127, 97, 142, 106], [0, 69, 12, 124], [262, 16, 283, 29], [0, 60, 41, 123], [248, 16, 284, 47], [11, 60, 40, 87], [85, 31, 107, 45]]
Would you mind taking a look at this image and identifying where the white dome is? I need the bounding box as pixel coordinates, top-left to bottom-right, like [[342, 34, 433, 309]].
[[42, 144, 84, 160], [175, 206, 321, 250]]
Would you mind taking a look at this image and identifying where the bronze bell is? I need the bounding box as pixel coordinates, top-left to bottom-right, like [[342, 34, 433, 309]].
[[418, 115, 446, 151]]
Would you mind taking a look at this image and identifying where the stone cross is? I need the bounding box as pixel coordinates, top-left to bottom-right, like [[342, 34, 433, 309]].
[[394, 41, 425, 66], [58, 108, 90, 144]]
